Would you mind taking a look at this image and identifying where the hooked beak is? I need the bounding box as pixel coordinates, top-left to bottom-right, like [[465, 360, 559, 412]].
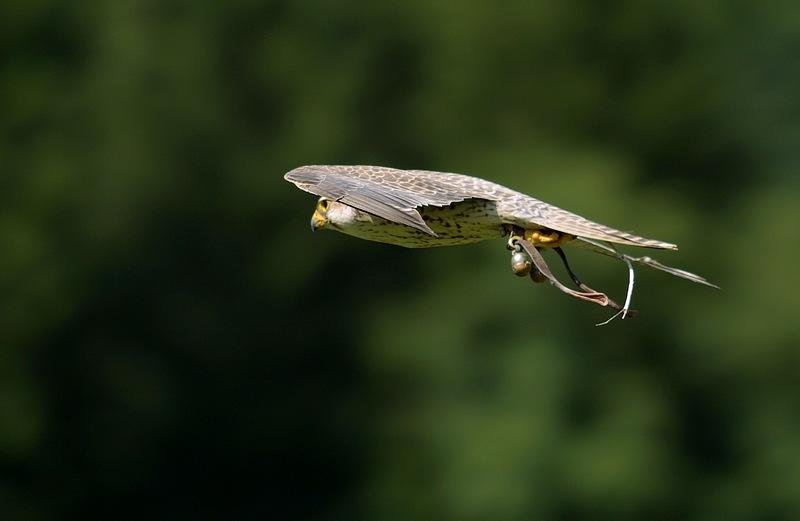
[[311, 210, 327, 232]]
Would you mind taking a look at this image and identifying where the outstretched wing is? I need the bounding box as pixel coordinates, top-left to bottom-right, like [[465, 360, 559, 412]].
[[286, 165, 678, 250], [503, 200, 679, 250], [284, 165, 494, 235]]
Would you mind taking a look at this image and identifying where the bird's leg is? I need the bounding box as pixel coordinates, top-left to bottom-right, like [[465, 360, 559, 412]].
[[523, 229, 576, 248]]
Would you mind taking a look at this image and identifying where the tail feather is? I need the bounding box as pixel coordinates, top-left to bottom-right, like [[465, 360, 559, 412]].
[[570, 238, 718, 288]]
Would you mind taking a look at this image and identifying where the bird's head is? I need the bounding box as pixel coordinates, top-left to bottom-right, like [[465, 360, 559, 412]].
[[310, 197, 360, 232]]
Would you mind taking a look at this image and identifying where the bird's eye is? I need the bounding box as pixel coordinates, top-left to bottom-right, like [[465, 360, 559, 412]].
[[318, 199, 331, 212]]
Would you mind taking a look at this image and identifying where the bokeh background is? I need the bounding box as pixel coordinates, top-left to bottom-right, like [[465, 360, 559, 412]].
[[3, 1, 800, 519]]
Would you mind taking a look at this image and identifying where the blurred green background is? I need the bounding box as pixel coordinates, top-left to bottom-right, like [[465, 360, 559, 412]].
[[2, 1, 800, 519]]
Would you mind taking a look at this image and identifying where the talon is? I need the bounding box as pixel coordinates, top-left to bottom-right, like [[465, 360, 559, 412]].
[[523, 228, 576, 247]]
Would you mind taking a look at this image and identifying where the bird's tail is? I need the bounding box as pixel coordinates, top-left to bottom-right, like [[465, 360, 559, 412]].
[[571, 238, 718, 288]]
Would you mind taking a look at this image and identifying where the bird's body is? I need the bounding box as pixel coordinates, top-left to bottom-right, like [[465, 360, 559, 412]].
[[284, 165, 715, 307], [285, 165, 677, 249], [322, 197, 505, 247]]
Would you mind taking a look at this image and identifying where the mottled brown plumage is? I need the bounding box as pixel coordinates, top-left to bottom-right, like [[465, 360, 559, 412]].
[[284, 165, 715, 289], [285, 165, 676, 249]]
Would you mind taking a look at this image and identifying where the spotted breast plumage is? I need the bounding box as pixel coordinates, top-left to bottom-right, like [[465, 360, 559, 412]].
[[284, 165, 715, 319]]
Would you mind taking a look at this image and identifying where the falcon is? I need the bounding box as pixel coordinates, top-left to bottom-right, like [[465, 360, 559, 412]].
[[285, 165, 715, 322]]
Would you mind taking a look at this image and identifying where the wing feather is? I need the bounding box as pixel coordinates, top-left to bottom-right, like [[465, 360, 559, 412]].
[[570, 238, 717, 286], [525, 204, 678, 249], [284, 165, 486, 235], [286, 165, 679, 249]]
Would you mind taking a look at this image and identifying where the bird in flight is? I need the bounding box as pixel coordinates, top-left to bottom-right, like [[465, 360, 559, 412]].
[[285, 165, 715, 322]]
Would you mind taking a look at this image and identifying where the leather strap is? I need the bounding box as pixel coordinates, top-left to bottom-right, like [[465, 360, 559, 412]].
[[514, 238, 637, 317]]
